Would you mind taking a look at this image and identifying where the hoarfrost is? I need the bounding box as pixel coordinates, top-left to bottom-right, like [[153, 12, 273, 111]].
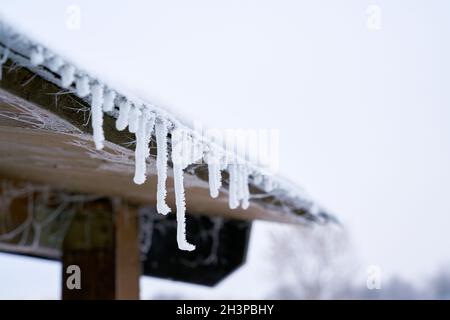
[[90, 83, 105, 150], [155, 118, 171, 215]]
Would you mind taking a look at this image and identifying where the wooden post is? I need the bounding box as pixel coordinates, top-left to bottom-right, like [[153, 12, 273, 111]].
[[62, 199, 140, 300], [114, 200, 140, 299]]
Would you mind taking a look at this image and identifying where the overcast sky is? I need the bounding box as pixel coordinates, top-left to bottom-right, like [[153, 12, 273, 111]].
[[1, 0, 450, 298]]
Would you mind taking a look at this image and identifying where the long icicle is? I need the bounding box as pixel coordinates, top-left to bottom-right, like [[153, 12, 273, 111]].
[[172, 128, 196, 251], [133, 111, 149, 184], [91, 83, 105, 150], [155, 118, 171, 215]]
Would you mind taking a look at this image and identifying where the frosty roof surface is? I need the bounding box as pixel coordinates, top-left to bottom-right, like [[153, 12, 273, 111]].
[[0, 2, 336, 239]]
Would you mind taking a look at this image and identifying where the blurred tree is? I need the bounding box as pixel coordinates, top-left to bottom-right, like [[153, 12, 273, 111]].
[[267, 224, 357, 299], [430, 266, 450, 300], [267, 223, 450, 300]]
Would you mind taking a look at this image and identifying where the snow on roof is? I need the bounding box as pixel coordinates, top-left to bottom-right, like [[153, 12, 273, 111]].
[[0, 13, 335, 250]]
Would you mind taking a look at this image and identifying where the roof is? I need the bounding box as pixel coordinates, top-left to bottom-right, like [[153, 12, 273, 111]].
[[0, 14, 336, 250]]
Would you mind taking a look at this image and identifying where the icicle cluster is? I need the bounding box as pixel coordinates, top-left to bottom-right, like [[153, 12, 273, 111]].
[[0, 20, 335, 250], [1, 36, 261, 251]]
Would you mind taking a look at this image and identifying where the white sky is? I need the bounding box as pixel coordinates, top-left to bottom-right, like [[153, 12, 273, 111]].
[[1, 0, 450, 298]]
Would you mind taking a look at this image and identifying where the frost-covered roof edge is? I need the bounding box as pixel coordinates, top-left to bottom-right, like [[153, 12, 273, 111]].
[[0, 19, 337, 250]]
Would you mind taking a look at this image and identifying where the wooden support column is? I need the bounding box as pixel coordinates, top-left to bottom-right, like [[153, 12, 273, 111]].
[[115, 200, 140, 299], [62, 199, 140, 300]]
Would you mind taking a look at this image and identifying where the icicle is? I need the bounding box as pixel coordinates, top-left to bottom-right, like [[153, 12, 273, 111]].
[[228, 164, 239, 209], [128, 105, 141, 134], [143, 110, 154, 165], [155, 118, 171, 215], [173, 163, 195, 251], [90, 83, 105, 150], [102, 89, 116, 112], [144, 112, 155, 159], [208, 163, 221, 198], [133, 110, 151, 184], [0, 47, 9, 81], [241, 165, 250, 209], [116, 99, 131, 131], [172, 128, 196, 251], [60, 64, 76, 88], [29, 46, 44, 66], [133, 110, 155, 184], [236, 165, 245, 202], [206, 152, 222, 198], [227, 163, 250, 209], [48, 56, 64, 72], [75, 75, 90, 97]]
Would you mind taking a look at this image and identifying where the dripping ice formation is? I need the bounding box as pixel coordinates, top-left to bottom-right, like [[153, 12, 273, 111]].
[[205, 148, 222, 198], [116, 99, 131, 131], [0, 20, 329, 251], [171, 128, 198, 251], [90, 82, 105, 150], [103, 89, 116, 112], [133, 109, 154, 185], [155, 118, 171, 216]]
